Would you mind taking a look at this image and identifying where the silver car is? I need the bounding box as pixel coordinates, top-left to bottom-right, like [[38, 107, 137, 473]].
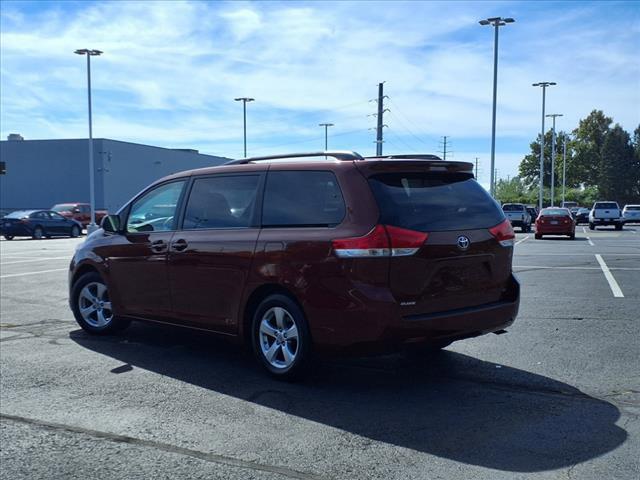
[[622, 205, 640, 224]]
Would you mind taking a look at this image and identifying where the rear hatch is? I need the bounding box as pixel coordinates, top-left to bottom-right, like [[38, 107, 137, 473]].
[[593, 203, 620, 220], [361, 163, 514, 316]]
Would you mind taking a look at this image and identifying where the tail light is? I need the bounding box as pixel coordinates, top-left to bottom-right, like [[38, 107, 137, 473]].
[[332, 225, 428, 258], [489, 219, 515, 247]]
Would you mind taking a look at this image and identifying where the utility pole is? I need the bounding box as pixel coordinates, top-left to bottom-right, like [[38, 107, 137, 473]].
[[475, 157, 479, 179], [546, 113, 563, 206], [318, 123, 334, 152], [376, 82, 386, 156], [479, 16, 515, 198], [439, 136, 450, 160], [532, 82, 556, 209], [562, 135, 567, 205], [234, 97, 254, 158]]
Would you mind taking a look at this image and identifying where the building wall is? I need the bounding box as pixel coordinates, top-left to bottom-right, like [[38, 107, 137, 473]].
[[0, 138, 229, 213], [100, 140, 224, 212]]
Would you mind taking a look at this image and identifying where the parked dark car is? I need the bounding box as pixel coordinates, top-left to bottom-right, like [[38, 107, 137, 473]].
[[526, 207, 539, 223], [1, 210, 83, 240], [574, 208, 590, 225], [68, 152, 520, 379]]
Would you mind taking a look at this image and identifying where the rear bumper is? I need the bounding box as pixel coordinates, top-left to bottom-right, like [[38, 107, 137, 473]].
[[536, 224, 573, 234], [591, 218, 623, 225], [314, 274, 520, 356]]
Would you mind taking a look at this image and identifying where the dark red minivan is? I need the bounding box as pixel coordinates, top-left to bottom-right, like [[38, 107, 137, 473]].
[[69, 152, 519, 379]]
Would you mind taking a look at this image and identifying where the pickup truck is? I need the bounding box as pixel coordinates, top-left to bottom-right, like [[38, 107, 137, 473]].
[[589, 201, 623, 231], [51, 203, 108, 228], [502, 203, 532, 232]]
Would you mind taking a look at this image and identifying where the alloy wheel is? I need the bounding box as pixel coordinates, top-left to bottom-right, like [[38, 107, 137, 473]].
[[258, 306, 299, 369], [78, 282, 113, 328]]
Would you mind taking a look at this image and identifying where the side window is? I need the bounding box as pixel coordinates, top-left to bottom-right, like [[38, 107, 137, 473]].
[[183, 175, 259, 229], [127, 181, 186, 232], [49, 212, 65, 220], [31, 212, 48, 220], [262, 171, 345, 227]]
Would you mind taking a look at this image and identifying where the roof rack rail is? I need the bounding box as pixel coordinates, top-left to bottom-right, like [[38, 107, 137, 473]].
[[366, 154, 443, 161], [224, 151, 364, 165]]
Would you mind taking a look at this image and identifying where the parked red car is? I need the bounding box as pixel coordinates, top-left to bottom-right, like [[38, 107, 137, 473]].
[[51, 203, 108, 228], [68, 151, 520, 379], [535, 208, 575, 239]]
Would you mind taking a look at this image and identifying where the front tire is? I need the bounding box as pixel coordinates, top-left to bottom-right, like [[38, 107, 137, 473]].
[[3, 235, 14, 240], [569, 233, 575, 240], [615, 223, 623, 231], [589, 223, 595, 230], [252, 294, 311, 380], [70, 225, 81, 238], [535, 233, 542, 239], [32, 226, 44, 239], [71, 272, 130, 335]]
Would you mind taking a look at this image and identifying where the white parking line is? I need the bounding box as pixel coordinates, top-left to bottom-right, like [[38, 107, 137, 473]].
[[595, 254, 624, 298], [0, 268, 68, 279], [514, 265, 640, 271], [1, 256, 70, 266], [515, 235, 529, 246], [586, 237, 595, 246], [582, 227, 587, 233]]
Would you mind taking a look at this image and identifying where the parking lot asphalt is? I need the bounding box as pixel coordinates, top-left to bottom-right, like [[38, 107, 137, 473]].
[[1, 227, 639, 480]]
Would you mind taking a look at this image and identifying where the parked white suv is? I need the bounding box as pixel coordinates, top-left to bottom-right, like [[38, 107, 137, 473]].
[[589, 201, 623, 231], [622, 205, 640, 224], [502, 203, 532, 232]]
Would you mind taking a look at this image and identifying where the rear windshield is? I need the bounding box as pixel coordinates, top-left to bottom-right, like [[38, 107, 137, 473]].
[[502, 204, 524, 211], [594, 202, 618, 209], [542, 208, 570, 216], [625, 206, 640, 211], [51, 204, 74, 212], [5, 211, 33, 219], [368, 173, 504, 232]]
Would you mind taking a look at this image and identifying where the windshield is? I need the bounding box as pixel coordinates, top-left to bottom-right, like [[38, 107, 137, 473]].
[[368, 173, 504, 232], [51, 204, 74, 212]]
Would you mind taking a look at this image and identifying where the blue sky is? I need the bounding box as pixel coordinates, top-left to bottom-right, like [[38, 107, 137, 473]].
[[1, 0, 638, 186]]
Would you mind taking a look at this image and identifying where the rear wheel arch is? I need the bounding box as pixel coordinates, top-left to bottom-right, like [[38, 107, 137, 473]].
[[241, 284, 305, 346]]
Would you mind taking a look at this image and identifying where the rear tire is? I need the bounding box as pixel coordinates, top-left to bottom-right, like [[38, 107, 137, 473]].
[[71, 272, 130, 335], [70, 225, 81, 238], [615, 223, 623, 231], [32, 226, 44, 240], [589, 223, 595, 230], [535, 233, 542, 239], [569, 233, 575, 240], [251, 294, 311, 381], [3, 235, 14, 240]]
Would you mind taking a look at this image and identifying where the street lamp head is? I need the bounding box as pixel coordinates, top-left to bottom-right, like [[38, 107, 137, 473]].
[[75, 49, 102, 56], [89, 50, 103, 56], [319, 123, 334, 127], [479, 19, 490, 25], [235, 97, 255, 102], [504, 18, 515, 23]]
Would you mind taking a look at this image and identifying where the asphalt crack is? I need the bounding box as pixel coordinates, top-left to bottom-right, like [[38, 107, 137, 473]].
[[0, 413, 328, 480]]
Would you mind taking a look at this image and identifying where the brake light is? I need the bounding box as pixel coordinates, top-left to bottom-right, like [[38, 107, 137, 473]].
[[489, 219, 515, 247], [332, 225, 428, 258]]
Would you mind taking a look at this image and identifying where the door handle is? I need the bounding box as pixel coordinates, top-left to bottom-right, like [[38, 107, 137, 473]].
[[150, 239, 167, 253], [171, 239, 188, 252]]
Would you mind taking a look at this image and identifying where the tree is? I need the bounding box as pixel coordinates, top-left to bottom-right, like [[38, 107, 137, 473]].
[[571, 110, 613, 186], [518, 130, 573, 190], [600, 124, 639, 204]]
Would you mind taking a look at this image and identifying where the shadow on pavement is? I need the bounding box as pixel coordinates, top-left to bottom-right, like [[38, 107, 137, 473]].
[[70, 322, 627, 473]]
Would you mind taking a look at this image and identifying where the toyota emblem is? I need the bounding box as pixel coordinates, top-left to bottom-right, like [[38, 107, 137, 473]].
[[457, 235, 470, 251]]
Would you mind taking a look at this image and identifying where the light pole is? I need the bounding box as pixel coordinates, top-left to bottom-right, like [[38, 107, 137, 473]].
[[546, 113, 563, 206], [75, 48, 102, 234], [234, 97, 254, 158], [562, 134, 568, 206], [479, 16, 515, 197], [319, 123, 334, 151], [532, 82, 556, 210]]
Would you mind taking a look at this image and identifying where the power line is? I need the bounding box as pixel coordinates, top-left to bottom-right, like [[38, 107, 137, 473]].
[[386, 98, 433, 149]]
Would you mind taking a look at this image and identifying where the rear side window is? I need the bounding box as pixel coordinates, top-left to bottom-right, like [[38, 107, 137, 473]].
[[368, 173, 504, 232], [262, 171, 345, 227], [183, 175, 259, 229]]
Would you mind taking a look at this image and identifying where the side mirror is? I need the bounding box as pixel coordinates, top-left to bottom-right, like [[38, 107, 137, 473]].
[[101, 214, 122, 233]]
